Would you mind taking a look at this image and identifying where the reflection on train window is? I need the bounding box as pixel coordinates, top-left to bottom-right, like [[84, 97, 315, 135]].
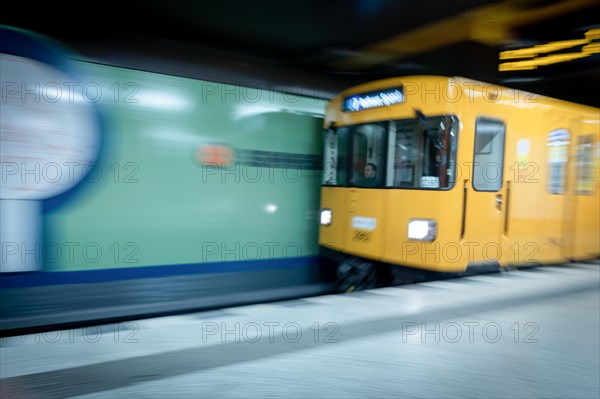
[[322, 126, 348, 185], [392, 115, 458, 189], [575, 134, 596, 195], [473, 118, 506, 192], [547, 129, 570, 195], [349, 123, 387, 188]]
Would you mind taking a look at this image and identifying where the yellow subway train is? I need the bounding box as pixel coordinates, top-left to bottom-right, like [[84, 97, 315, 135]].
[[318, 76, 600, 290]]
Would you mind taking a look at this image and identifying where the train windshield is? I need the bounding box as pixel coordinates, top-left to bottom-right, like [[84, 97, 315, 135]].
[[322, 114, 458, 190]]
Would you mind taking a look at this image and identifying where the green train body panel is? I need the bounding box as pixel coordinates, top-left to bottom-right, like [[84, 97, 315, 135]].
[[44, 62, 325, 271]]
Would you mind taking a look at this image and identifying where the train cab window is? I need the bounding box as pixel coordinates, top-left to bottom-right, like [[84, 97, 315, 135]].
[[473, 118, 506, 191], [349, 123, 387, 188], [392, 115, 458, 189], [322, 126, 348, 185]]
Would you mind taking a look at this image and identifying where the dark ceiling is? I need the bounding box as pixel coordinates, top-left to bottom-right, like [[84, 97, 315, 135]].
[[2, 0, 599, 107]]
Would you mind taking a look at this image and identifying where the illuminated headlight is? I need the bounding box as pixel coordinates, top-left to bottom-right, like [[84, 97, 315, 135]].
[[320, 209, 332, 226], [407, 219, 436, 241]]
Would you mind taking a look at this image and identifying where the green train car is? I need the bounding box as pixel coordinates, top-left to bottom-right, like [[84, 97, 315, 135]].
[[0, 26, 331, 334]]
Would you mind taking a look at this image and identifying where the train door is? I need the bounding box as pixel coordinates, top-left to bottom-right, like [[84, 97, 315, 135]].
[[561, 117, 582, 261], [563, 117, 599, 261], [464, 117, 506, 267], [541, 111, 573, 263], [572, 127, 600, 259], [344, 123, 387, 259]]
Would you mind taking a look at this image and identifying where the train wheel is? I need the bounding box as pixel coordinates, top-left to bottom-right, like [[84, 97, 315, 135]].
[[336, 258, 378, 293]]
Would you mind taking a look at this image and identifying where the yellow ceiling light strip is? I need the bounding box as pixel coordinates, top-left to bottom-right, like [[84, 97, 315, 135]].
[[500, 39, 590, 60], [500, 52, 592, 71], [585, 28, 600, 40], [582, 42, 600, 54], [499, 28, 599, 71]]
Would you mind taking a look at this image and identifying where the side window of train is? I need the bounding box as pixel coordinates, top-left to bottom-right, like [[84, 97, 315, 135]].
[[473, 118, 506, 191], [575, 134, 597, 195], [547, 129, 570, 195]]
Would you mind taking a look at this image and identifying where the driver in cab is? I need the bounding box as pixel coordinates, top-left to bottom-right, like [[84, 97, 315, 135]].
[[360, 163, 378, 187]]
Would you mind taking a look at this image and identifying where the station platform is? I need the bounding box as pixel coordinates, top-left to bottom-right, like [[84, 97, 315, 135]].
[[1, 261, 599, 399]]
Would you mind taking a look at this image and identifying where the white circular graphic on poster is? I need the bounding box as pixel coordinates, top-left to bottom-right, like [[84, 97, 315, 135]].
[[1, 53, 100, 199]]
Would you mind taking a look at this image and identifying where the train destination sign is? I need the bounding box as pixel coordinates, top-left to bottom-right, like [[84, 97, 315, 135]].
[[343, 87, 404, 112]]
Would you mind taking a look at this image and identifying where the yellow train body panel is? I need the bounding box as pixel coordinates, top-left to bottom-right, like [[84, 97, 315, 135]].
[[318, 76, 600, 272]]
